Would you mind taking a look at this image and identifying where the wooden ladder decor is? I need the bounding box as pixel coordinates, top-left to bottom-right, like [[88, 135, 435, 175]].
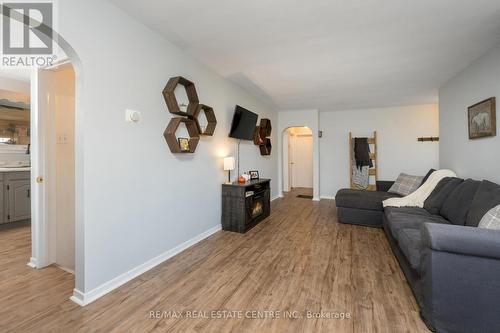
[[349, 131, 378, 191]]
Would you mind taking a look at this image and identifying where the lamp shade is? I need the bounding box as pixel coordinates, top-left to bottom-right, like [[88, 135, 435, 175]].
[[223, 157, 235, 171]]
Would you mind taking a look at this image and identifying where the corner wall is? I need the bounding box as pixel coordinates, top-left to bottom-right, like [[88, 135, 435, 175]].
[[58, 0, 278, 302], [319, 105, 439, 198], [439, 42, 500, 182]]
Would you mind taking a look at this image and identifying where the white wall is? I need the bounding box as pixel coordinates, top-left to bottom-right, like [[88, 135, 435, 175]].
[[56, 0, 278, 299], [319, 105, 439, 198], [0, 77, 30, 95], [440, 42, 500, 182], [278, 110, 319, 200]]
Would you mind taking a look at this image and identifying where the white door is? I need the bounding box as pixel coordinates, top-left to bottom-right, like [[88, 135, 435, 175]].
[[291, 134, 313, 188], [31, 65, 75, 269]]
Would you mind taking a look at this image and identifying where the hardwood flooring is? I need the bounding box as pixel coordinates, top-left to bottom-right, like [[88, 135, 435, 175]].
[[0, 189, 429, 332]]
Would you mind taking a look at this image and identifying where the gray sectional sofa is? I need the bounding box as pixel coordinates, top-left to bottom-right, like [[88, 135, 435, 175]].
[[335, 177, 500, 333]]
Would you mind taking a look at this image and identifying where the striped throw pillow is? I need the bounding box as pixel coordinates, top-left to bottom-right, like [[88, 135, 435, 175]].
[[388, 173, 424, 196], [478, 205, 500, 230]]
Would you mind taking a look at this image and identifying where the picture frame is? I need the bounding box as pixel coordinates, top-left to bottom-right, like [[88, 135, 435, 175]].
[[178, 137, 190, 152], [468, 97, 496, 139], [249, 170, 259, 180]]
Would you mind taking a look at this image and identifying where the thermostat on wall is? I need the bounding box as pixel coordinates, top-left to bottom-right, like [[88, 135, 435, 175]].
[[125, 109, 141, 123]]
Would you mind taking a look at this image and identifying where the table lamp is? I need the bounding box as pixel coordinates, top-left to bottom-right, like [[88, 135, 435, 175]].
[[223, 157, 235, 183]]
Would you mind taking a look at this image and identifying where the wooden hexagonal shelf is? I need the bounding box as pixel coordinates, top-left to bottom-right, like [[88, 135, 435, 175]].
[[192, 104, 217, 136], [253, 118, 272, 155], [162, 76, 199, 117], [259, 138, 272, 156], [260, 118, 272, 137], [164, 117, 200, 153]]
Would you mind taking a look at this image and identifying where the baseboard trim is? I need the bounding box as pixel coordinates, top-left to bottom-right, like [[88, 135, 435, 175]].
[[27, 257, 37, 269], [70, 224, 222, 307], [320, 196, 336, 200], [313, 196, 320, 201], [271, 195, 282, 201]]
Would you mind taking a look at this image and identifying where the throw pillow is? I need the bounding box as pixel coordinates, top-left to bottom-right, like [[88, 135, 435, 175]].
[[420, 169, 436, 187], [388, 173, 424, 196], [440, 179, 481, 225], [466, 180, 500, 227], [424, 177, 463, 215], [478, 205, 500, 230]]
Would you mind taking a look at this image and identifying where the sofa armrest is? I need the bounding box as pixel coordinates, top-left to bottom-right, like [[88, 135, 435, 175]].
[[420, 223, 500, 333], [376, 180, 394, 192], [422, 223, 500, 260]]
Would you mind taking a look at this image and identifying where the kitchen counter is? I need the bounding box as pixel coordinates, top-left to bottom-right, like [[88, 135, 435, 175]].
[[0, 167, 31, 172]]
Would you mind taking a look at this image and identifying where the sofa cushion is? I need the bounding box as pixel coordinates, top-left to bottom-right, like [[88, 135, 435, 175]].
[[424, 177, 464, 215], [385, 209, 449, 240], [466, 180, 500, 227], [385, 207, 431, 219], [335, 189, 400, 211], [395, 228, 423, 271], [388, 173, 424, 196], [440, 179, 481, 225]]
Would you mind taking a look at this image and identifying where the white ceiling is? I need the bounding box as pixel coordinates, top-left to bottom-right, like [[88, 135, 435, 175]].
[[111, 0, 500, 111]]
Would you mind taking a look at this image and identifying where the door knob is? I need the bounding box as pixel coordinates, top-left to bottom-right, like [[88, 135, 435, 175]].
[[36, 176, 44, 183]]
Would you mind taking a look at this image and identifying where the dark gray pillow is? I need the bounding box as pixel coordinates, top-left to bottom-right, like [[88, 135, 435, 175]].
[[424, 177, 463, 215], [440, 179, 481, 225], [466, 180, 500, 227]]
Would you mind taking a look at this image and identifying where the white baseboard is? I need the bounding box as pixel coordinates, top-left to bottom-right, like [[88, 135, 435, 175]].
[[320, 196, 336, 200], [27, 257, 38, 269], [271, 195, 282, 201], [70, 224, 222, 307], [56, 264, 75, 275]]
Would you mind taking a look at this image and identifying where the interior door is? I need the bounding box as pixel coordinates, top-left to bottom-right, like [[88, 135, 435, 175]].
[[291, 134, 313, 188]]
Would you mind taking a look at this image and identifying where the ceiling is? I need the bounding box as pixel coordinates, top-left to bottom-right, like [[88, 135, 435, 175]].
[[111, 0, 500, 111]]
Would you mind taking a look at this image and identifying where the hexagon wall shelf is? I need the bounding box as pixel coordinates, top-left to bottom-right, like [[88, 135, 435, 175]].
[[162, 76, 199, 117], [253, 118, 272, 155], [193, 104, 217, 136], [259, 138, 272, 156], [164, 117, 200, 153]]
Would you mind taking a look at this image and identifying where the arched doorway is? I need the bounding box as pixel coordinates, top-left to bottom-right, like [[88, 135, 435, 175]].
[[282, 126, 314, 197]]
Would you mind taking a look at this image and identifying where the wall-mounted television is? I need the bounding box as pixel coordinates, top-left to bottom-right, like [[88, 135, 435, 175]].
[[228, 105, 258, 140]]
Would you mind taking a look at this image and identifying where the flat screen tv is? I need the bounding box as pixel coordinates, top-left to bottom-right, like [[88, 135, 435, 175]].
[[228, 105, 258, 140]]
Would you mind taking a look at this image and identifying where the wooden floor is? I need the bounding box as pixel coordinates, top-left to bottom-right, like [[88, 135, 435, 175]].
[[0, 189, 430, 332]]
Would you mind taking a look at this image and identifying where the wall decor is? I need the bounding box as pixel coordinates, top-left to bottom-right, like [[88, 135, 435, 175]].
[[162, 76, 217, 153], [253, 118, 272, 155], [178, 138, 190, 152], [249, 170, 259, 180], [164, 117, 200, 153], [468, 97, 496, 139], [193, 104, 217, 136], [162, 76, 199, 117]]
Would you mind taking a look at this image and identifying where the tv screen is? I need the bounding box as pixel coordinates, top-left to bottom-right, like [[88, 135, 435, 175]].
[[228, 105, 258, 140]]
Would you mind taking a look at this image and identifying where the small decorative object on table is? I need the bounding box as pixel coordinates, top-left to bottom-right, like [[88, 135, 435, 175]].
[[249, 170, 259, 180], [178, 138, 190, 152], [468, 97, 496, 139], [238, 175, 247, 184]]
